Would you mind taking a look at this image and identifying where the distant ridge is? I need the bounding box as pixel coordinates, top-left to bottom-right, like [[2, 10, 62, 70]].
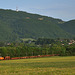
[[0, 9, 75, 41], [58, 20, 75, 35]]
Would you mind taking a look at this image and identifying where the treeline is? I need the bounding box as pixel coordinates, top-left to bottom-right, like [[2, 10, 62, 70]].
[[0, 43, 75, 57]]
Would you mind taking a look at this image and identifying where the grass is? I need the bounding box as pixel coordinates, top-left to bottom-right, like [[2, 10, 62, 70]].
[[0, 56, 75, 75], [22, 38, 35, 41]]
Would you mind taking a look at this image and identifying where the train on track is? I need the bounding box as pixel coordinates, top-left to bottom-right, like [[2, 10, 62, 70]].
[[0, 54, 59, 60]]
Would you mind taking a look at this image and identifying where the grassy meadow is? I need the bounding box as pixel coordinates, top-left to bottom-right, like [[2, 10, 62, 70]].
[[0, 56, 75, 75]]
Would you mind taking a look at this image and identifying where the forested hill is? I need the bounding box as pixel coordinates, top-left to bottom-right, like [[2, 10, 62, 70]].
[[58, 20, 75, 35], [0, 9, 75, 41]]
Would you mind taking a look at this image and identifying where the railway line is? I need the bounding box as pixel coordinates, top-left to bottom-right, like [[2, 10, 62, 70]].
[[0, 54, 59, 60]]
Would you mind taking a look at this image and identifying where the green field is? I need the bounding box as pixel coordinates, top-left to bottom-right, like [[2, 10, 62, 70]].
[[0, 56, 75, 75]]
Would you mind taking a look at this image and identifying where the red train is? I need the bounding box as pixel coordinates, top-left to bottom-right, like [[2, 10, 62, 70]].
[[0, 56, 10, 60], [0, 54, 59, 60]]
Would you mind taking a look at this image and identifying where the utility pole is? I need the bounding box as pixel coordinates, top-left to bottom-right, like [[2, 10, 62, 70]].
[[16, 6, 18, 12]]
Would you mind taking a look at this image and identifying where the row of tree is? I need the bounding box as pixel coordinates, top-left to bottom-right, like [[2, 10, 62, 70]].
[[0, 43, 75, 57]]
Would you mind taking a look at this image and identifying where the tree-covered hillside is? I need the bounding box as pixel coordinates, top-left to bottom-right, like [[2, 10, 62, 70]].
[[0, 9, 75, 42], [59, 20, 75, 35]]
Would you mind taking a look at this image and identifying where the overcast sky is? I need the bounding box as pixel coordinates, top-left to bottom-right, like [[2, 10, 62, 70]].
[[0, 0, 75, 21]]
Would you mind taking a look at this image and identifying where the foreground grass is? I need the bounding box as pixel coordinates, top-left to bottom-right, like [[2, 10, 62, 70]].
[[0, 56, 75, 75]]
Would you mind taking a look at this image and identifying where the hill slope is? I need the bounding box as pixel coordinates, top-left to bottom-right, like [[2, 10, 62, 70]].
[[0, 9, 74, 41], [58, 20, 75, 35]]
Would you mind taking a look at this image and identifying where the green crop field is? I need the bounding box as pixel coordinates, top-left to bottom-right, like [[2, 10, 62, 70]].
[[0, 56, 75, 75]]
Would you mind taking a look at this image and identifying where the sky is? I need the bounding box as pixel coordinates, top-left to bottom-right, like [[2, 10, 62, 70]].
[[0, 0, 75, 21]]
